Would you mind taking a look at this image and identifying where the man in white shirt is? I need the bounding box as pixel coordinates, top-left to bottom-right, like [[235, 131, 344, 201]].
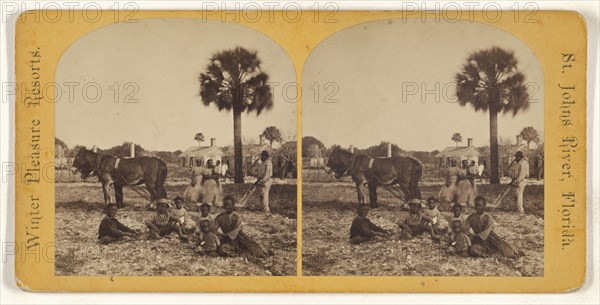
[[256, 150, 273, 213], [510, 151, 529, 214]]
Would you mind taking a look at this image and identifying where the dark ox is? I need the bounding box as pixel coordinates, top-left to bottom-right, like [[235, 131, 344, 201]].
[[71, 148, 168, 208], [326, 147, 422, 208]]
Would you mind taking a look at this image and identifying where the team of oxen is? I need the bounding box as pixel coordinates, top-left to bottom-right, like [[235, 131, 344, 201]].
[[326, 147, 475, 208], [71, 148, 168, 208]]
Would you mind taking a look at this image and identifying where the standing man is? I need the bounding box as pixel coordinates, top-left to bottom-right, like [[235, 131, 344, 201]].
[[256, 150, 273, 213], [510, 151, 529, 214]]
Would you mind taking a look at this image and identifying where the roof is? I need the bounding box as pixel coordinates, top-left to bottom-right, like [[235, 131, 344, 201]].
[[178, 146, 223, 158], [435, 146, 480, 158]]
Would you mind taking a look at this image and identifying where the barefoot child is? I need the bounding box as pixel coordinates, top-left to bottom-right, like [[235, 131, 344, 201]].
[[423, 197, 448, 234], [447, 220, 471, 257], [98, 203, 137, 244], [171, 196, 196, 234], [145, 199, 188, 242], [194, 220, 221, 256], [349, 203, 390, 244], [398, 199, 440, 242]]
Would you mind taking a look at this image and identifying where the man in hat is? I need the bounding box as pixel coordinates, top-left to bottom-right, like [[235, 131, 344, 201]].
[[509, 151, 529, 214], [256, 150, 273, 213]]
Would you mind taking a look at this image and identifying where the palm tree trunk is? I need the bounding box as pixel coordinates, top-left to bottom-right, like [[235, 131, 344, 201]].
[[489, 108, 500, 184], [233, 109, 244, 183]]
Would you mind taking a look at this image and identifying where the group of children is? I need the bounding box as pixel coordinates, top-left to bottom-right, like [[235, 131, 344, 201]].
[[349, 196, 519, 259], [98, 195, 271, 259]]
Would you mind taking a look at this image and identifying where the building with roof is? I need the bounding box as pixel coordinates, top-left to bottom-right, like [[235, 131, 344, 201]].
[[435, 138, 480, 165], [178, 138, 223, 167]]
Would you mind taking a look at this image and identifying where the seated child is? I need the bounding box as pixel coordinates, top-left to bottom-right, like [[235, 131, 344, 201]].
[[423, 196, 449, 234], [98, 203, 137, 245], [349, 203, 390, 244], [194, 203, 215, 230], [145, 199, 188, 242], [447, 220, 471, 257], [171, 196, 196, 234], [194, 219, 221, 256], [449, 203, 468, 233], [398, 199, 440, 242]]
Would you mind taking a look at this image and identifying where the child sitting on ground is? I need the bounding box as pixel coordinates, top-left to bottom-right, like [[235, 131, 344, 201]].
[[447, 220, 471, 257], [398, 199, 440, 242], [194, 203, 215, 230], [423, 196, 449, 234], [349, 203, 390, 244], [194, 219, 221, 256], [449, 203, 468, 233], [145, 199, 188, 242], [98, 203, 138, 245], [171, 196, 196, 234]]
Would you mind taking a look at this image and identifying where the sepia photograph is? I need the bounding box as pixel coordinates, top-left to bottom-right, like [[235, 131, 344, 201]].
[[301, 19, 544, 276], [53, 19, 298, 276]]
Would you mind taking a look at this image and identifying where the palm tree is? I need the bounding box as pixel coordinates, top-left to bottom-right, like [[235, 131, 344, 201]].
[[519, 126, 540, 148], [199, 47, 273, 183], [194, 132, 205, 146], [451, 133, 463, 147], [455, 46, 530, 184], [262, 126, 282, 147]]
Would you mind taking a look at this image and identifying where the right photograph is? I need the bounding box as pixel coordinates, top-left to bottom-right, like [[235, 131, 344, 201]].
[[301, 19, 545, 276]]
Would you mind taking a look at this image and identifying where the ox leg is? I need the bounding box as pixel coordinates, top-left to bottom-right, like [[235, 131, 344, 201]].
[[399, 183, 412, 208], [145, 182, 158, 207], [411, 182, 422, 200], [114, 183, 124, 209], [355, 182, 366, 204], [368, 183, 378, 208], [102, 183, 112, 205]]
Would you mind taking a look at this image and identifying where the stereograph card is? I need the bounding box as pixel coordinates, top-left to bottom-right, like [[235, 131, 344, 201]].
[[13, 9, 587, 292]]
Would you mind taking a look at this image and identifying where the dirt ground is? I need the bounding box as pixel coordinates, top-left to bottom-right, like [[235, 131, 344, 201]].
[[55, 183, 297, 276], [302, 182, 544, 276]]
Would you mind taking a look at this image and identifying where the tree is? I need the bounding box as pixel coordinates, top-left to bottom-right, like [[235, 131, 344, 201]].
[[194, 132, 205, 145], [100, 142, 147, 157], [455, 46, 530, 184], [325, 144, 341, 157], [55, 137, 68, 149], [357, 141, 405, 157], [68, 144, 85, 158], [200, 47, 273, 183], [275, 141, 297, 178], [519, 126, 540, 148], [302, 136, 325, 158], [261, 126, 282, 147], [451, 133, 463, 147]]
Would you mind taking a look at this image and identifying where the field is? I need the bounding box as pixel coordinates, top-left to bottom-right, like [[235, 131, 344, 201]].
[[55, 182, 297, 276], [302, 181, 544, 276]]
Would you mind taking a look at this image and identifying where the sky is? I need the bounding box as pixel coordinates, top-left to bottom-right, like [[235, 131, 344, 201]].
[[302, 18, 544, 151], [56, 18, 297, 151]]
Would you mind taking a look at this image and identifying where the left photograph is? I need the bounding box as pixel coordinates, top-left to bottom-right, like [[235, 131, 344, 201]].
[[53, 19, 298, 276]]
